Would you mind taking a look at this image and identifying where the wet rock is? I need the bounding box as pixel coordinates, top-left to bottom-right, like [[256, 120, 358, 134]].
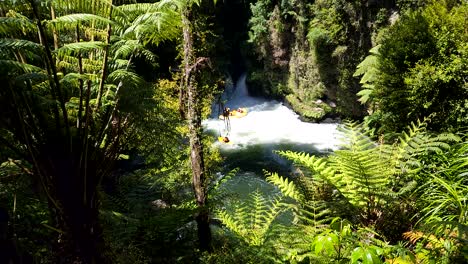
[[321, 118, 335, 124], [151, 199, 169, 209]]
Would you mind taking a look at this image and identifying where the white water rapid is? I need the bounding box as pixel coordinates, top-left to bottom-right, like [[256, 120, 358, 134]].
[[203, 74, 340, 151]]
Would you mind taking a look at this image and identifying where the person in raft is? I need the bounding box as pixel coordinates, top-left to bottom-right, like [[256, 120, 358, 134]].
[[223, 107, 230, 118], [237, 108, 244, 113], [222, 136, 230, 143]]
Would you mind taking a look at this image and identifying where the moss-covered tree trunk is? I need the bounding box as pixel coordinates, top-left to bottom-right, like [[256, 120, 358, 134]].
[[181, 7, 212, 252]]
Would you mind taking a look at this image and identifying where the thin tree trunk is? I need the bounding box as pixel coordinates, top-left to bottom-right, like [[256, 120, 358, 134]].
[[96, 5, 113, 110], [50, 4, 58, 50], [181, 7, 212, 251]]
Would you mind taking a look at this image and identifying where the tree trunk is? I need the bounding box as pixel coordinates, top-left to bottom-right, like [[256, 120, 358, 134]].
[[181, 7, 212, 251], [38, 145, 109, 264]]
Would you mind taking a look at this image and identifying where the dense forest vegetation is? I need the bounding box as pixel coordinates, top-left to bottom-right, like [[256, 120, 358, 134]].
[[0, 0, 467, 263]]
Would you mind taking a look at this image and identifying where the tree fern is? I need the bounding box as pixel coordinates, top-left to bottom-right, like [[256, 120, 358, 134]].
[[392, 119, 460, 178], [354, 45, 380, 105], [0, 59, 43, 73], [264, 170, 303, 201], [0, 12, 36, 36], [54, 41, 107, 56], [0, 0, 184, 260], [0, 38, 43, 53], [50, 13, 113, 27], [216, 190, 288, 246], [278, 121, 395, 224]]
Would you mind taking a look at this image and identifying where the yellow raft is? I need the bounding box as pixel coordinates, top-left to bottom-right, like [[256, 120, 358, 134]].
[[218, 108, 248, 120], [218, 136, 233, 144]]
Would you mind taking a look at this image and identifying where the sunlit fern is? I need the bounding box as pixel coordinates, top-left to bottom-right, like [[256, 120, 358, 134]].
[[414, 141, 468, 251], [354, 45, 380, 105], [264, 170, 303, 201], [215, 190, 288, 246], [276, 120, 458, 226]]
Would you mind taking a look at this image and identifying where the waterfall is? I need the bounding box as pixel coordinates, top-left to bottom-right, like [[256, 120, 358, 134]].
[[203, 74, 339, 151]]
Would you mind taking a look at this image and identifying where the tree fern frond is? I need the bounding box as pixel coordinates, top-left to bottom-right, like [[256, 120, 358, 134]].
[[0, 38, 43, 53], [0, 12, 36, 36], [52, 0, 112, 17], [354, 45, 380, 105], [264, 170, 303, 201], [275, 150, 334, 180], [109, 59, 130, 70], [107, 69, 145, 88], [216, 190, 289, 246], [394, 120, 460, 175], [112, 39, 139, 59], [157, 0, 185, 12], [57, 55, 103, 72], [55, 41, 107, 56], [50, 13, 114, 26], [61, 72, 100, 84], [0, 59, 43, 74], [114, 3, 159, 19], [210, 168, 238, 191]]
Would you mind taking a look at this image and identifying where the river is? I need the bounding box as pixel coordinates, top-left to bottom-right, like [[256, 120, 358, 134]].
[[203, 75, 339, 202]]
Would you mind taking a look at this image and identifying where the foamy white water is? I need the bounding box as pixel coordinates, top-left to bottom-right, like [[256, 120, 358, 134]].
[[203, 75, 340, 151]]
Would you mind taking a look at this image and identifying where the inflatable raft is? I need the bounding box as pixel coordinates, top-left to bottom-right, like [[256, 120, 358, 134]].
[[218, 136, 233, 144], [219, 108, 248, 120]]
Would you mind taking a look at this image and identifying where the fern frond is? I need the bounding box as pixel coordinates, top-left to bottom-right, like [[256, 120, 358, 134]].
[[403, 230, 445, 249], [112, 39, 139, 59], [52, 0, 112, 17], [0, 59, 43, 74], [216, 190, 289, 246], [357, 88, 373, 104], [0, 38, 43, 53], [394, 120, 460, 175], [61, 72, 100, 84], [50, 13, 114, 26], [264, 170, 303, 201], [55, 41, 107, 56], [57, 55, 103, 72], [107, 69, 145, 88], [276, 150, 334, 180], [0, 12, 36, 36], [354, 45, 380, 105]]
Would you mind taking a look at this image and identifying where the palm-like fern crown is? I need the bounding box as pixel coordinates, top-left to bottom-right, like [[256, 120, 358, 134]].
[[0, 0, 184, 128]]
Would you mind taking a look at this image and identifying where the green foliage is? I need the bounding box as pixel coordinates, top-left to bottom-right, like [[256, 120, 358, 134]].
[[310, 218, 392, 263], [0, 0, 186, 261], [354, 45, 380, 105], [215, 190, 287, 246], [364, 0, 468, 133], [411, 142, 468, 263], [247, 0, 271, 47], [278, 120, 459, 234], [265, 170, 303, 201]]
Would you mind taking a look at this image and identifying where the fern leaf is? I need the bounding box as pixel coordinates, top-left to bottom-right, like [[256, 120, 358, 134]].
[[0, 59, 43, 73], [107, 69, 145, 88], [55, 41, 107, 56], [0, 38, 43, 53], [0, 13, 36, 36], [50, 13, 114, 26], [265, 171, 303, 201]]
